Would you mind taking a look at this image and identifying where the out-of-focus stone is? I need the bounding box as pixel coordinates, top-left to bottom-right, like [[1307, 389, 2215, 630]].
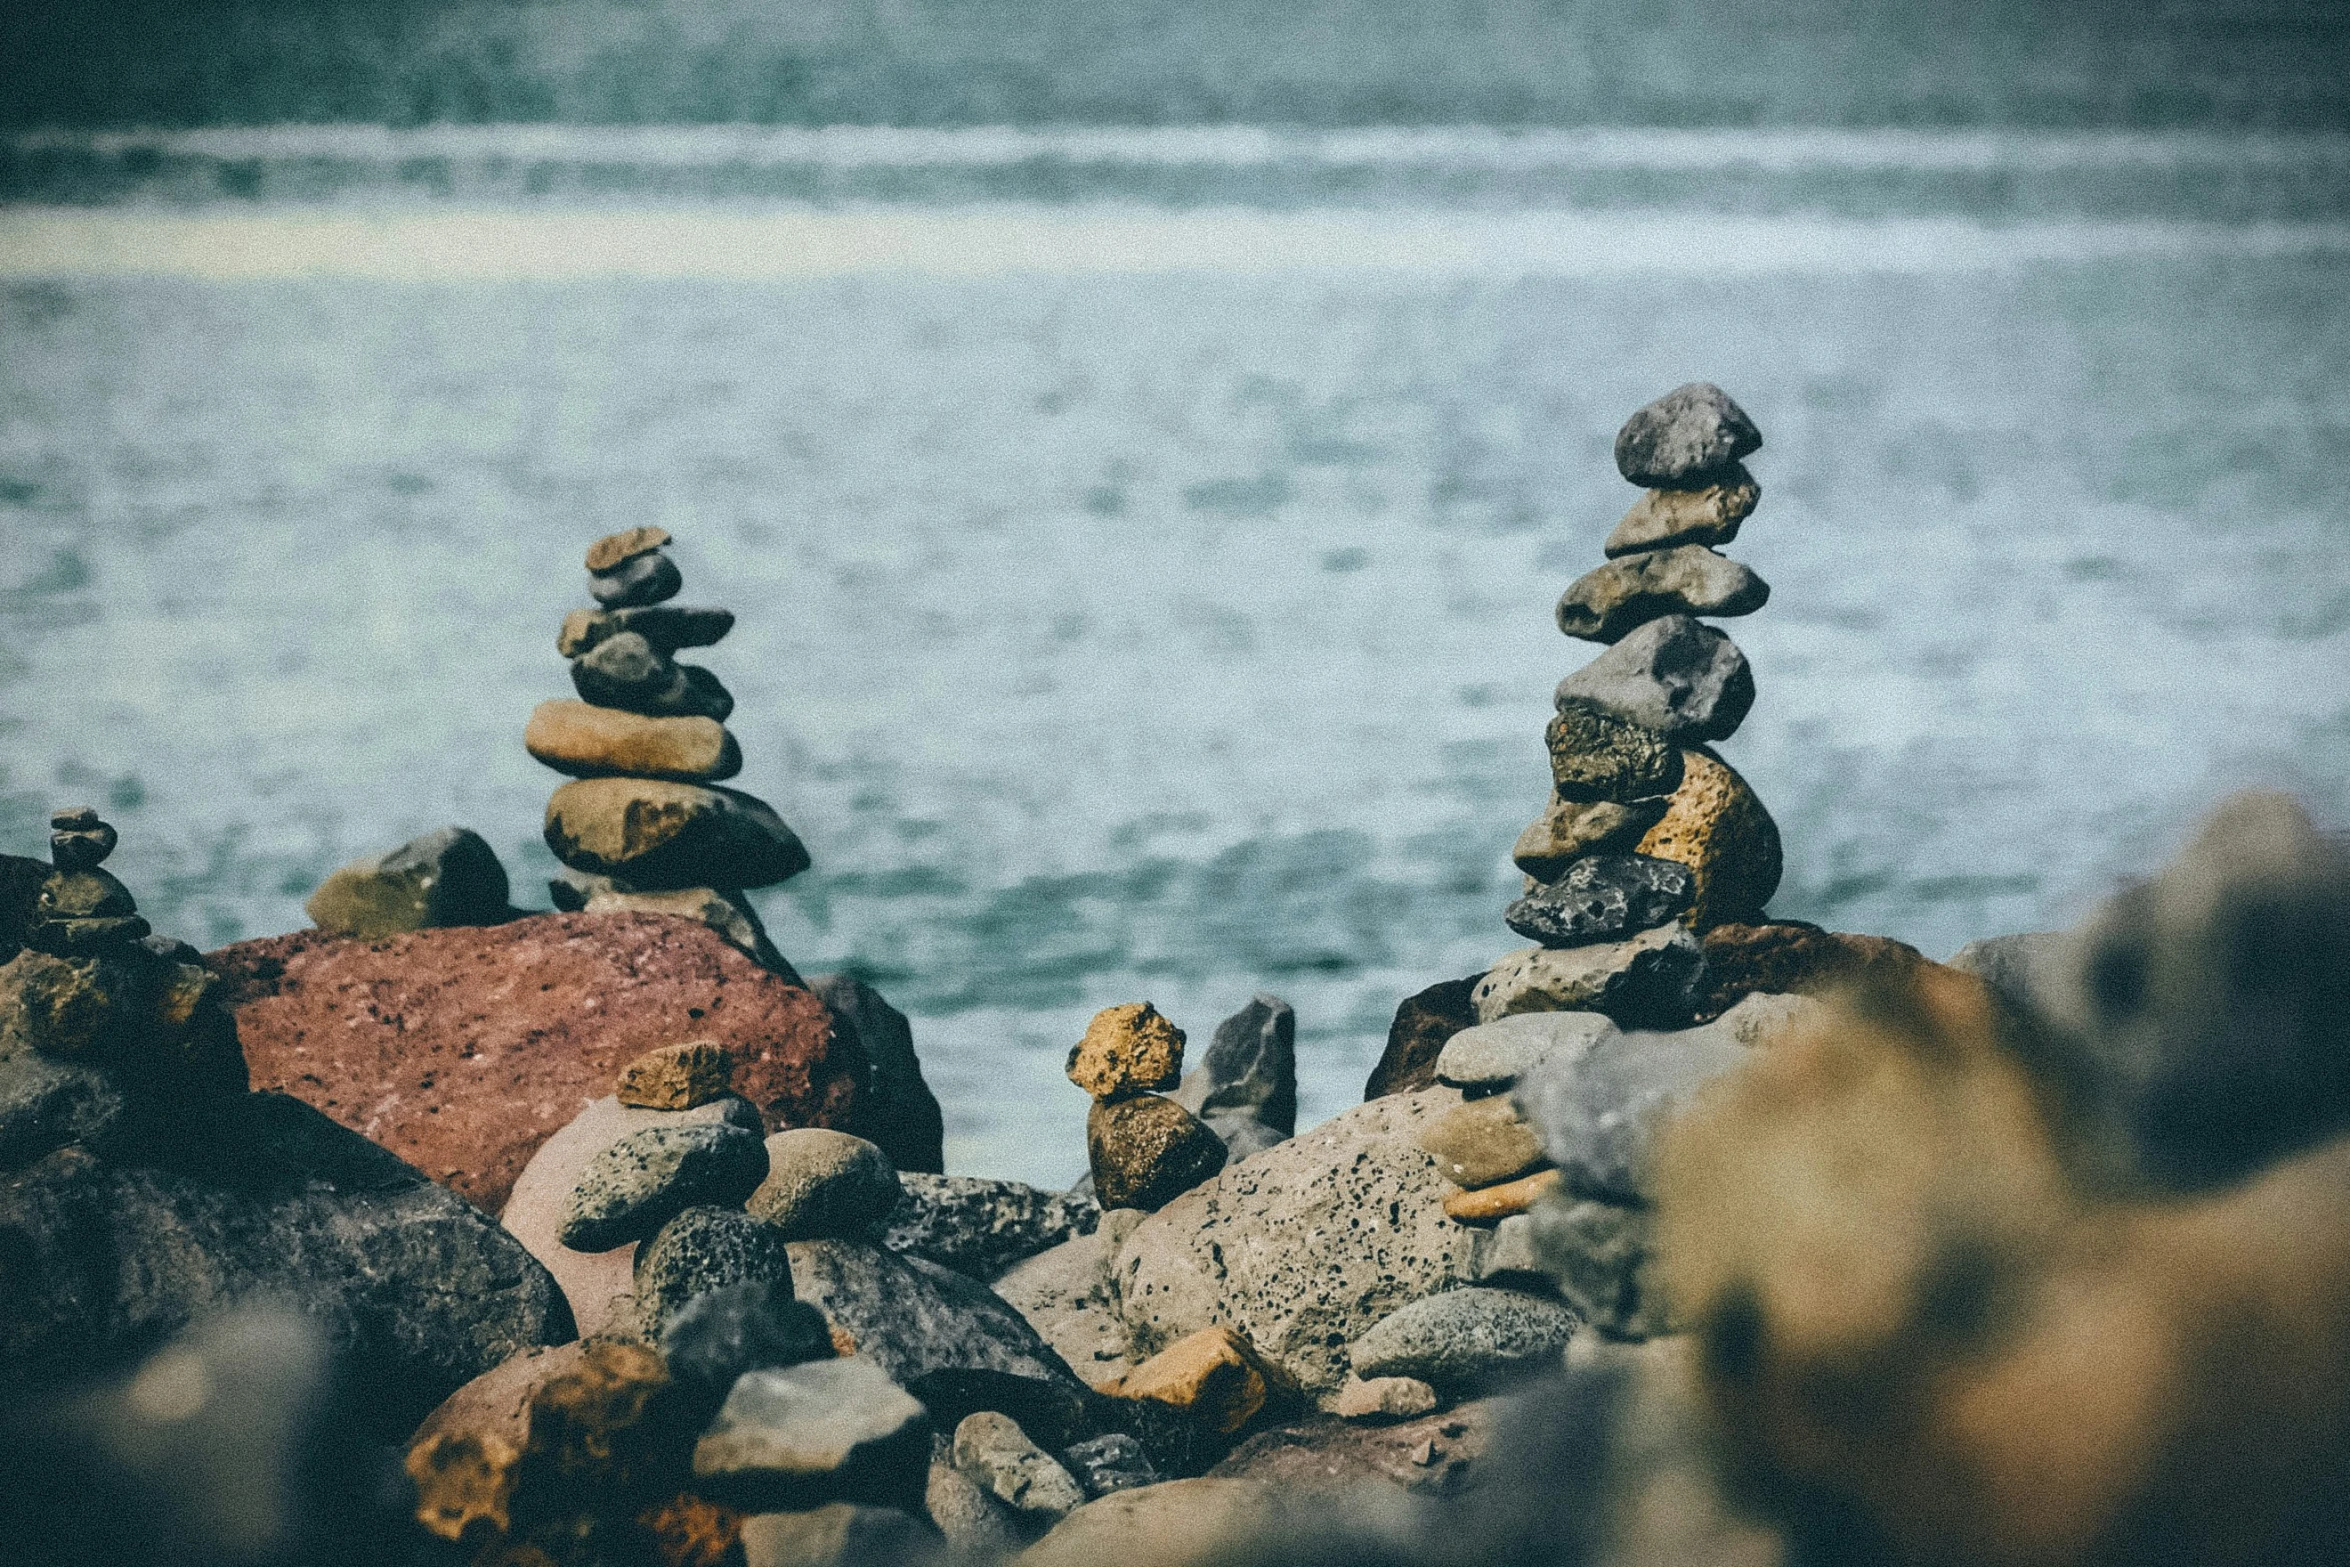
[[660, 1279, 836, 1405], [545, 778, 807, 891], [1527, 1195, 1669, 1339], [1332, 1375, 1440, 1422], [880, 1172, 1099, 1281], [1467, 1212, 1551, 1288], [810, 973, 947, 1175], [638, 1493, 749, 1567], [926, 1443, 1026, 1555], [583, 883, 800, 980], [1511, 794, 1670, 882], [1347, 1288, 1579, 1390], [1512, 1027, 1749, 1205], [749, 1128, 904, 1240], [1691, 921, 1928, 1019], [1102, 1325, 1297, 1436], [304, 826, 513, 939], [585, 525, 672, 574], [951, 1411, 1087, 1520], [558, 603, 736, 659], [1556, 615, 1755, 744], [1018, 1478, 1283, 1567], [1418, 1094, 1550, 1190], [1086, 1094, 1228, 1212], [47, 806, 118, 873], [1634, 748, 1782, 929], [693, 1356, 930, 1511], [1471, 925, 1705, 1027], [560, 1120, 770, 1251], [1605, 466, 1760, 557], [1556, 546, 1769, 643], [1505, 855, 1694, 949], [618, 1040, 736, 1110], [590, 548, 684, 609], [1545, 700, 1684, 802], [1363, 975, 1480, 1100], [1065, 1002, 1185, 1101], [1613, 382, 1762, 487], [1205, 1402, 1498, 1499], [0, 853, 48, 962], [571, 630, 735, 720], [1443, 1167, 1563, 1224], [525, 699, 742, 783]]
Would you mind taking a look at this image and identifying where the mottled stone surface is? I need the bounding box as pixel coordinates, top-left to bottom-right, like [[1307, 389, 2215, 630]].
[[1470, 925, 1705, 1027], [1555, 546, 1769, 643], [1104, 1325, 1297, 1437], [1604, 466, 1760, 557], [693, 1356, 929, 1511], [1634, 748, 1782, 929], [1690, 921, 1928, 1019], [585, 524, 672, 574], [635, 1206, 797, 1338], [1066, 1002, 1186, 1101], [1086, 1094, 1229, 1212], [880, 1173, 1099, 1281], [951, 1411, 1086, 1520], [1171, 993, 1296, 1137], [748, 1128, 903, 1240], [1511, 795, 1670, 882], [1613, 382, 1762, 487], [1417, 1094, 1549, 1189], [1555, 615, 1755, 744], [1363, 976, 1481, 1100], [617, 1040, 735, 1110], [557, 603, 735, 659], [1505, 854, 1694, 949], [1348, 1288, 1579, 1390], [1544, 700, 1684, 802], [560, 1120, 769, 1251]]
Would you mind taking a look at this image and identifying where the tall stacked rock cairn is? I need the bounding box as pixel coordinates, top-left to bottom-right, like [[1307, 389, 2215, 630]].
[[532, 526, 810, 977], [1476, 381, 1784, 1030]]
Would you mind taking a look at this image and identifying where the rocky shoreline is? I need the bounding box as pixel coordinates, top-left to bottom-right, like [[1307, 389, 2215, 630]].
[[4, 389, 2348, 1567]]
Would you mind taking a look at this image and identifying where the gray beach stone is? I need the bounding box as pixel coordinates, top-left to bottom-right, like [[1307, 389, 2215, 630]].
[[557, 603, 736, 658], [880, 1173, 1100, 1281], [926, 1442, 1027, 1554], [1511, 1026, 1750, 1205], [570, 631, 736, 721], [1544, 700, 1684, 802], [1468, 1213, 1550, 1289], [992, 1209, 1148, 1387], [739, 1503, 940, 1567], [1947, 929, 2068, 1025], [634, 1205, 796, 1336], [811, 973, 948, 1175], [1059, 1432, 1159, 1498], [589, 547, 684, 608], [952, 1411, 1087, 1520], [659, 1279, 835, 1402], [560, 1119, 770, 1252], [1172, 993, 1297, 1137], [1435, 1011, 1619, 1096], [693, 1355, 930, 1510], [1556, 545, 1770, 643], [1347, 1287, 1580, 1389], [1504, 855, 1695, 949], [1604, 465, 1760, 557], [1471, 925, 1706, 1027], [1554, 615, 1754, 744], [1613, 382, 1762, 487], [748, 1128, 903, 1240]]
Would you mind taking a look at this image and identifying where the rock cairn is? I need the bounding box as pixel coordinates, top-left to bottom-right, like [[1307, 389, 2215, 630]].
[[1477, 382, 1785, 1027], [1068, 1003, 1228, 1212], [530, 526, 809, 976]]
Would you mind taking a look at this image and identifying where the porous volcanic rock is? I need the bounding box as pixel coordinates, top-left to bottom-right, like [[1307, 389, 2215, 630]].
[[1634, 748, 1783, 929], [210, 911, 867, 1213]]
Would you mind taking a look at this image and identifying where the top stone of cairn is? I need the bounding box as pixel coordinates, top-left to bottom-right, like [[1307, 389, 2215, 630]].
[[1613, 382, 1762, 488], [586, 526, 672, 574]]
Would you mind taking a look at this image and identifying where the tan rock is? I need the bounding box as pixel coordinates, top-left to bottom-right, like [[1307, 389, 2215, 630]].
[[1511, 794, 1672, 882], [1556, 545, 1769, 643], [525, 700, 741, 784], [1635, 749, 1784, 929], [637, 1492, 746, 1567], [586, 525, 671, 574], [544, 778, 809, 891], [1104, 1324, 1298, 1436], [1019, 1478, 1282, 1567], [1603, 465, 1760, 557], [1331, 1374, 1440, 1422], [1087, 1094, 1228, 1211], [1471, 925, 1705, 1025], [1442, 1167, 1562, 1223], [1417, 1094, 1549, 1189], [617, 1041, 735, 1110], [1065, 1001, 1185, 1100]]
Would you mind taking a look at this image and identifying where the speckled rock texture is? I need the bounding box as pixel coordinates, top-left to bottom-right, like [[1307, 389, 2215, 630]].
[[1604, 466, 1760, 557], [1634, 748, 1783, 929]]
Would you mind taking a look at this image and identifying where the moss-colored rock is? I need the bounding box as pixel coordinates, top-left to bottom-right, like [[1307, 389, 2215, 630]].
[[617, 1040, 736, 1110], [1544, 701, 1683, 802]]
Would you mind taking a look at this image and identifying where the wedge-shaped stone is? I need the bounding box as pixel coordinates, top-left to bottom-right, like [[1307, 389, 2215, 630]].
[[1604, 465, 1760, 557], [1634, 749, 1782, 929], [1471, 925, 1704, 1027], [692, 1356, 929, 1511], [526, 699, 741, 783], [1544, 701, 1683, 802], [1556, 545, 1769, 643], [585, 525, 671, 574], [544, 778, 809, 890], [1511, 794, 1668, 881], [1435, 1011, 1619, 1096], [1505, 854, 1694, 949]]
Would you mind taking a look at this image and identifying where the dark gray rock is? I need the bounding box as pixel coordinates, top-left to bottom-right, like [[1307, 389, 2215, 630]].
[[692, 1354, 930, 1511], [557, 603, 736, 658], [634, 1205, 796, 1337], [785, 1238, 1092, 1442], [29, 915, 151, 957], [880, 1173, 1099, 1281], [1511, 1026, 1749, 1204], [1059, 1432, 1159, 1498], [570, 631, 736, 721], [811, 973, 947, 1174], [1086, 1094, 1229, 1211], [1468, 1213, 1552, 1291], [560, 1119, 770, 1251], [1544, 700, 1684, 802], [659, 1279, 835, 1404], [951, 1410, 1086, 1520], [0, 1090, 570, 1438], [1172, 993, 1296, 1138], [1347, 1287, 1580, 1390], [1526, 1195, 1670, 1339], [1613, 382, 1762, 487], [588, 547, 683, 608], [48, 806, 118, 873], [303, 825, 514, 939], [0, 853, 47, 963], [1556, 545, 1769, 644], [1555, 615, 1755, 744], [1505, 855, 1695, 949]]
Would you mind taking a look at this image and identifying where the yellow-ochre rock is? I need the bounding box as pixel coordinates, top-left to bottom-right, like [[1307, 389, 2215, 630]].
[[1065, 1002, 1185, 1101], [525, 699, 741, 783], [1634, 748, 1782, 929]]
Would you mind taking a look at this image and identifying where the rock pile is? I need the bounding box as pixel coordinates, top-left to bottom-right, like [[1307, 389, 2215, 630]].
[[1480, 382, 1785, 1027], [532, 526, 809, 977], [1070, 1003, 1230, 1211]]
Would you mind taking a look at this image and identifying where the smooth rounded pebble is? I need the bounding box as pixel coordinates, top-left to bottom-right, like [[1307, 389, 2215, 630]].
[[1347, 1287, 1580, 1388], [748, 1128, 904, 1240]]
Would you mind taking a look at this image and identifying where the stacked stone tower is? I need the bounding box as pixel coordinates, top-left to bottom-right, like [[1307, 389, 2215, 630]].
[[1472, 383, 1784, 1026], [529, 527, 809, 976]]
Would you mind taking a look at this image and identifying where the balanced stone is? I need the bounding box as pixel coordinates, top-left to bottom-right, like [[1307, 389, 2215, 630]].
[[1512, 794, 1669, 881], [1347, 1287, 1579, 1389], [38, 869, 136, 921], [1172, 993, 1296, 1137], [1545, 701, 1683, 802], [1471, 924, 1705, 1026], [560, 1119, 770, 1251], [1613, 382, 1761, 487], [1604, 465, 1760, 557], [1087, 1093, 1229, 1211], [570, 632, 735, 721], [616, 1040, 735, 1110], [1634, 749, 1783, 928], [558, 603, 736, 658], [525, 699, 741, 783], [692, 1355, 929, 1510], [585, 525, 672, 574], [49, 805, 117, 871], [660, 1279, 835, 1402], [1504, 854, 1695, 949], [635, 1205, 797, 1336], [952, 1411, 1087, 1520], [748, 1128, 904, 1240], [1444, 1167, 1562, 1223], [590, 548, 684, 608], [1555, 615, 1754, 743], [304, 826, 513, 940], [1417, 1093, 1548, 1189], [1435, 1011, 1620, 1096], [1065, 1002, 1185, 1102], [544, 778, 810, 890], [1555, 545, 1769, 643]]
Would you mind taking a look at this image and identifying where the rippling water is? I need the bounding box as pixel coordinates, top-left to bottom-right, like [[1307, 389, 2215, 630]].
[[3, 128, 2347, 1181]]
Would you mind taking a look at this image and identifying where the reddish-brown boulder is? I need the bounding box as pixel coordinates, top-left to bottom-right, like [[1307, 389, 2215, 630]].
[[1692, 921, 1930, 1019], [210, 911, 866, 1213]]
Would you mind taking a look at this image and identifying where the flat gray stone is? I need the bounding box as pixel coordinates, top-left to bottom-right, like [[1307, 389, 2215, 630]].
[[880, 1173, 1099, 1281], [926, 1444, 1026, 1555], [561, 1120, 770, 1251], [1555, 615, 1754, 744], [1510, 1026, 1750, 1204], [693, 1355, 930, 1510], [1468, 1213, 1550, 1288], [952, 1410, 1087, 1520], [1172, 993, 1296, 1138], [1470, 926, 1706, 1028], [1435, 1011, 1619, 1095], [748, 1128, 903, 1241], [1504, 855, 1694, 949], [1347, 1287, 1579, 1389], [1613, 382, 1762, 487], [1556, 546, 1769, 643]]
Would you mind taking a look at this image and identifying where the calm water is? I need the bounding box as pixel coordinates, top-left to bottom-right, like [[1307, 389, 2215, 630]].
[[4, 130, 2348, 1181]]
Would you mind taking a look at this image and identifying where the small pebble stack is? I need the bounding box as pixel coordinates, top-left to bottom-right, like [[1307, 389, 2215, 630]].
[[1476, 383, 1785, 1026], [529, 527, 809, 973], [1067, 1003, 1228, 1211]]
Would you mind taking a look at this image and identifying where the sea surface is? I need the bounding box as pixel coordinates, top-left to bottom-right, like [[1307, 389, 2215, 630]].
[[3, 126, 2348, 1182]]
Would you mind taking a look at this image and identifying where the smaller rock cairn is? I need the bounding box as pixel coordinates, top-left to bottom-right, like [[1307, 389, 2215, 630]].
[[1067, 1003, 1229, 1212], [1475, 382, 1785, 1028], [530, 527, 809, 976]]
